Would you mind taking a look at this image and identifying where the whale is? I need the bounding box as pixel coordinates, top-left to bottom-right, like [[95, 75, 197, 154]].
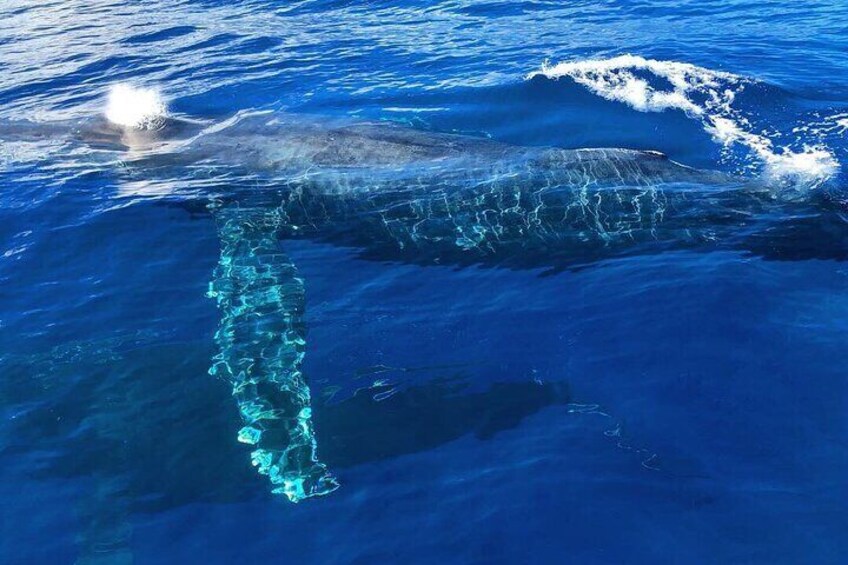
[[2, 108, 846, 502]]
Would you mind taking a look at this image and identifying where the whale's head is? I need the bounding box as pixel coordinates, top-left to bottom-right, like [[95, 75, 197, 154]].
[[75, 84, 203, 155]]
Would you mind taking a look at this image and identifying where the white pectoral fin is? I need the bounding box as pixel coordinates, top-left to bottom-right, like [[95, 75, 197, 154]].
[[208, 204, 338, 502]]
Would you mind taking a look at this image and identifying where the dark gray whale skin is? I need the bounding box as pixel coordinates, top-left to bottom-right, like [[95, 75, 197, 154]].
[[6, 110, 846, 270], [140, 112, 846, 271], [3, 111, 846, 505]]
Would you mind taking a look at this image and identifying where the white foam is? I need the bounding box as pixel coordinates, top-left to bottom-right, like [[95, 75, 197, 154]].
[[527, 55, 839, 187], [705, 116, 838, 184], [822, 113, 848, 135], [105, 84, 167, 130]]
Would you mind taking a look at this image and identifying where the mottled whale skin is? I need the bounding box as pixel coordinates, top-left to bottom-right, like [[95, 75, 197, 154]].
[[4, 111, 846, 502], [110, 112, 842, 270]]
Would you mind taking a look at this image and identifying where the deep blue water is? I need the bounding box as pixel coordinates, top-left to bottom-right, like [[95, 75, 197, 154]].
[[2, 1, 848, 563]]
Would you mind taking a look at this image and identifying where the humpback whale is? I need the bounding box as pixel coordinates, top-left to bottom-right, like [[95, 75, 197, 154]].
[[2, 101, 846, 502]]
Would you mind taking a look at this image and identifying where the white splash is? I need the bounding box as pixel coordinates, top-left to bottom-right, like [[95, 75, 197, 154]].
[[797, 112, 848, 137], [527, 55, 839, 187], [105, 84, 167, 129], [827, 113, 848, 135], [706, 116, 838, 184]]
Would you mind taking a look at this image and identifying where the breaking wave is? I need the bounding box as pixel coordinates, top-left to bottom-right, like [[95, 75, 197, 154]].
[[527, 55, 839, 188]]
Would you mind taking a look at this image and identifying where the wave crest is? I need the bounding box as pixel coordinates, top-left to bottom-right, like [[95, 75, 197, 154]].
[[527, 55, 839, 187]]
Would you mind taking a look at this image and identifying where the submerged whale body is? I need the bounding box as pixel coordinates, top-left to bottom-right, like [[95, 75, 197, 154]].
[[3, 108, 846, 502], [112, 111, 844, 269]]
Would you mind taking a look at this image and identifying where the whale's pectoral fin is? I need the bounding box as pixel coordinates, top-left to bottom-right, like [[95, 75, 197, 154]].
[[207, 204, 338, 502]]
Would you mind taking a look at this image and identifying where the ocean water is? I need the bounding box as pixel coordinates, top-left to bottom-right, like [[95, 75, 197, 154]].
[[2, 1, 848, 563]]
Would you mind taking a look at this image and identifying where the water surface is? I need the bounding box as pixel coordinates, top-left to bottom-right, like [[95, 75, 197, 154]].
[[1, 1, 847, 563]]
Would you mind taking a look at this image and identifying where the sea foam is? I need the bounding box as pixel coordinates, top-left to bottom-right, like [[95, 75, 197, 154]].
[[105, 84, 167, 130], [527, 55, 839, 187]]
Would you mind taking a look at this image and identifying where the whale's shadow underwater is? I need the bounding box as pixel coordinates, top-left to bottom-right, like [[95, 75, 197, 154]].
[[1, 338, 573, 561], [2, 103, 848, 507], [2, 341, 571, 505]]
